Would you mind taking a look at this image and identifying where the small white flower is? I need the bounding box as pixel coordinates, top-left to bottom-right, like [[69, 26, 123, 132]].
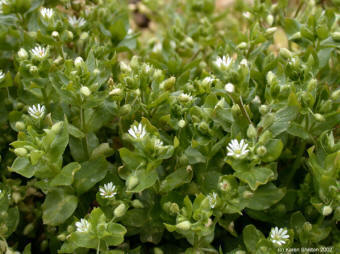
[[214, 56, 233, 70], [99, 182, 117, 199], [128, 123, 147, 139], [207, 192, 218, 208], [202, 76, 214, 86], [240, 59, 248, 67], [152, 42, 162, 53], [30, 45, 48, 59], [68, 16, 86, 28], [75, 219, 90, 233], [28, 104, 46, 119], [227, 139, 249, 159], [224, 83, 235, 93], [74, 56, 84, 67], [178, 93, 193, 103], [40, 7, 54, 19], [270, 227, 289, 246], [0, 70, 5, 81], [243, 12, 252, 19], [154, 138, 164, 149], [109, 88, 122, 96], [51, 31, 59, 38]]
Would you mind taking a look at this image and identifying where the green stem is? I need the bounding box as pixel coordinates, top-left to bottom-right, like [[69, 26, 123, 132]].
[[80, 105, 89, 159], [96, 240, 100, 254], [284, 140, 306, 186]]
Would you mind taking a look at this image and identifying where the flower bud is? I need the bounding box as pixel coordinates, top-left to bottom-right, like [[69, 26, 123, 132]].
[[80, 32, 89, 40], [114, 203, 127, 217], [198, 121, 209, 133], [17, 48, 28, 60], [261, 112, 275, 129], [291, 31, 301, 40], [130, 56, 139, 69], [331, 32, 340, 42], [331, 89, 340, 100], [314, 113, 325, 122], [237, 42, 248, 49], [153, 69, 163, 81], [131, 199, 144, 208], [320, 100, 332, 113], [231, 104, 241, 117], [224, 83, 235, 93], [256, 146, 267, 157], [160, 77, 176, 90], [303, 222, 312, 232], [266, 14, 274, 26], [247, 124, 257, 138], [259, 105, 269, 115], [51, 31, 59, 38], [57, 234, 66, 241], [258, 130, 272, 144], [15, 121, 25, 131], [322, 205, 333, 216], [242, 191, 254, 199], [93, 68, 100, 75], [29, 65, 38, 75], [279, 48, 292, 59], [23, 223, 34, 235], [176, 221, 191, 231], [74, 57, 84, 68], [265, 27, 277, 35], [79, 86, 91, 97], [266, 71, 277, 86], [14, 148, 27, 157], [127, 175, 139, 190], [252, 95, 261, 105], [51, 122, 63, 134], [120, 62, 131, 72], [169, 203, 180, 215]]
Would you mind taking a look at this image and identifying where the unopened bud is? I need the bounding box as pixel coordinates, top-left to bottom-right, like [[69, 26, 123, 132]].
[[265, 27, 277, 35], [15, 121, 25, 131], [322, 205, 333, 216], [303, 222, 312, 232], [51, 122, 63, 134], [331, 89, 340, 100], [120, 62, 131, 72], [29, 65, 38, 74], [259, 105, 269, 115], [237, 42, 248, 49], [279, 48, 292, 59], [242, 191, 254, 199], [80, 86, 91, 97], [266, 14, 274, 26], [266, 71, 277, 85], [74, 57, 84, 68], [231, 104, 241, 117], [307, 79, 317, 92], [258, 130, 272, 144], [178, 119, 186, 128], [14, 148, 27, 157], [331, 32, 340, 42], [57, 234, 66, 241], [256, 146, 267, 156], [247, 124, 257, 138], [176, 221, 191, 231], [80, 32, 89, 40], [314, 113, 325, 122], [160, 77, 176, 90], [17, 48, 28, 60], [51, 31, 59, 38], [23, 223, 34, 235], [131, 199, 144, 208], [114, 203, 127, 217], [109, 88, 123, 96], [224, 83, 235, 93], [127, 175, 139, 190]]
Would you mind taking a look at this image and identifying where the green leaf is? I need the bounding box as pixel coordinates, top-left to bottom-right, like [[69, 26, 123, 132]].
[[50, 162, 81, 187], [261, 139, 283, 162], [287, 123, 309, 140], [234, 167, 275, 191], [3, 207, 19, 237], [242, 224, 265, 253], [69, 231, 98, 249], [91, 143, 114, 159], [269, 106, 299, 137], [160, 167, 193, 193], [243, 183, 286, 210], [42, 188, 78, 226], [103, 222, 127, 247], [68, 124, 85, 138], [126, 169, 158, 193], [119, 148, 145, 170], [9, 157, 36, 178], [74, 157, 109, 195], [184, 146, 206, 164]]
